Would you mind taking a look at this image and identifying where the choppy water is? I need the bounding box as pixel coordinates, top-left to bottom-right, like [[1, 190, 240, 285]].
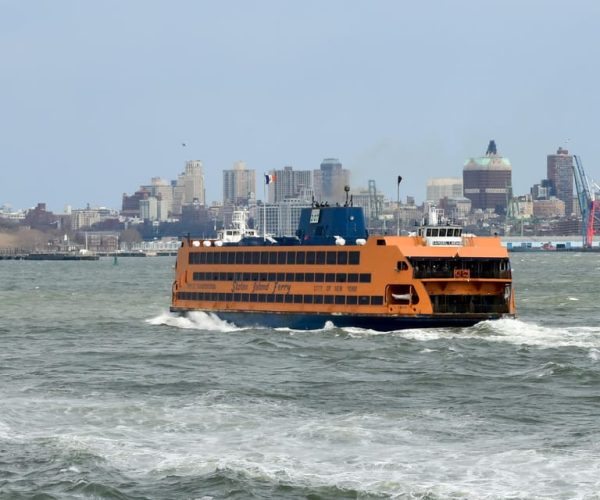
[[1, 253, 600, 499]]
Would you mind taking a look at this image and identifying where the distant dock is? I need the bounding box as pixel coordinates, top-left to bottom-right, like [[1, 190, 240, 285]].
[[0, 250, 177, 260]]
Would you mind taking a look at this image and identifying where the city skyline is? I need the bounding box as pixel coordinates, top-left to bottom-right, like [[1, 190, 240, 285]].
[[2, 1, 599, 211], [0, 144, 587, 214]]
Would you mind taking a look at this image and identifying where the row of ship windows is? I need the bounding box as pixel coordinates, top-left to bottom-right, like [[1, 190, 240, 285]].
[[189, 250, 361, 266], [193, 272, 372, 283], [177, 292, 384, 305]]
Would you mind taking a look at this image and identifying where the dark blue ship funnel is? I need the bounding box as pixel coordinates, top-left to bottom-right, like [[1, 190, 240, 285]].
[[296, 205, 368, 245]]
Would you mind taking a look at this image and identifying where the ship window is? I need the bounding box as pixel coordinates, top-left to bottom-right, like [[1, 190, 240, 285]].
[[440, 229, 447, 237], [285, 295, 293, 303], [275, 294, 284, 303], [316, 252, 326, 264], [315, 273, 324, 282], [335, 295, 345, 305], [227, 272, 234, 280], [261, 251, 269, 264], [219, 272, 227, 280], [199, 252, 207, 264], [235, 252, 243, 264], [286, 273, 294, 282], [287, 251, 296, 264], [336, 273, 346, 283], [241, 293, 249, 302], [266, 295, 275, 303], [293, 294, 302, 303], [268, 273, 276, 281], [243, 272, 251, 281], [397, 261, 408, 271], [296, 251, 305, 264], [250, 294, 258, 302], [359, 295, 370, 305], [251, 273, 259, 281], [324, 295, 334, 304], [314, 295, 323, 304], [243, 252, 252, 264], [269, 252, 277, 264], [371, 296, 383, 305], [206, 253, 214, 264], [349, 251, 360, 265], [226, 293, 233, 301], [228, 252, 235, 264], [303, 295, 313, 304], [348, 273, 358, 283], [377, 239, 386, 246], [215, 252, 222, 264], [260, 273, 268, 281], [359, 273, 371, 283], [234, 272, 243, 281], [193, 272, 200, 280], [252, 252, 260, 264], [277, 273, 285, 281], [278, 252, 286, 264], [306, 251, 316, 264], [218, 293, 225, 301], [295, 273, 305, 282], [325, 273, 335, 282], [326, 251, 337, 264], [305, 273, 314, 282], [258, 294, 266, 303], [346, 295, 358, 305], [337, 251, 348, 265], [233, 293, 241, 301]]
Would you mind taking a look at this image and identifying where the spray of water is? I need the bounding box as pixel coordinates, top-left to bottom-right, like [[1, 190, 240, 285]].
[[146, 311, 242, 332]]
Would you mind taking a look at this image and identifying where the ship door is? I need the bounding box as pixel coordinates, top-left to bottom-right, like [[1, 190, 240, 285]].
[[387, 284, 419, 305]]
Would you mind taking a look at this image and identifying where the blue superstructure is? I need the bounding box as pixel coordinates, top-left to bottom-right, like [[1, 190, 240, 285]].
[[295, 206, 368, 245]]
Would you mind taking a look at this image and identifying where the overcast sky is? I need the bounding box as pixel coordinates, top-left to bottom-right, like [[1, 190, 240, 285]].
[[2, 0, 599, 211]]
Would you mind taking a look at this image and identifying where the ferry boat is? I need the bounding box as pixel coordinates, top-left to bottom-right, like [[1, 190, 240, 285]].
[[170, 200, 515, 331]]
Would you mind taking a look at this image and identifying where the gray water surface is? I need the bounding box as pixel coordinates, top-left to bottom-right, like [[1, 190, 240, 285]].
[[1, 254, 600, 499]]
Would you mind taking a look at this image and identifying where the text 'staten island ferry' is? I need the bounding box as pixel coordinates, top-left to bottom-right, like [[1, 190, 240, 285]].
[[171, 192, 515, 331]]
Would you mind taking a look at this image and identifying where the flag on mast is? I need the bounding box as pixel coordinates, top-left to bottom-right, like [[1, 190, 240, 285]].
[[265, 174, 276, 184]]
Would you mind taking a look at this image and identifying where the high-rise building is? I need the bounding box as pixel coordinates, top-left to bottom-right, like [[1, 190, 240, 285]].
[[463, 140, 512, 213], [547, 147, 574, 215], [172, 160, 206, 215], [267, 166, 313, 203], [223, 161, 256, 206], [313, 158, 350, 205], [426, 178, 463, 203], [140, 177, 174, 220]]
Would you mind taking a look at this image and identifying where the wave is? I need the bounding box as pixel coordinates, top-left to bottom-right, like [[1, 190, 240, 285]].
[[32, 405, 600, 500], [146, 311, 243, 332]]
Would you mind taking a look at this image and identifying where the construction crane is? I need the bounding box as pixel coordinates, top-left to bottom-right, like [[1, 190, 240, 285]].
[[573, 155, 600, 248]]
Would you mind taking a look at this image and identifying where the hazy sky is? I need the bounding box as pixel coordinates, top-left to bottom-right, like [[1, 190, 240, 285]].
[[2, 0, 599, 212]]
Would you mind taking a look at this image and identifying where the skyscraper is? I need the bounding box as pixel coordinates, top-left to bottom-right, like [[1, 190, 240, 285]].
[[223, 161, 256, 206], [172, 160, 205, 215], [547, 147, 574, 215], [313, 158, 350, 205], [267, 166, 313, 203], [463, 140, 512, 214]]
